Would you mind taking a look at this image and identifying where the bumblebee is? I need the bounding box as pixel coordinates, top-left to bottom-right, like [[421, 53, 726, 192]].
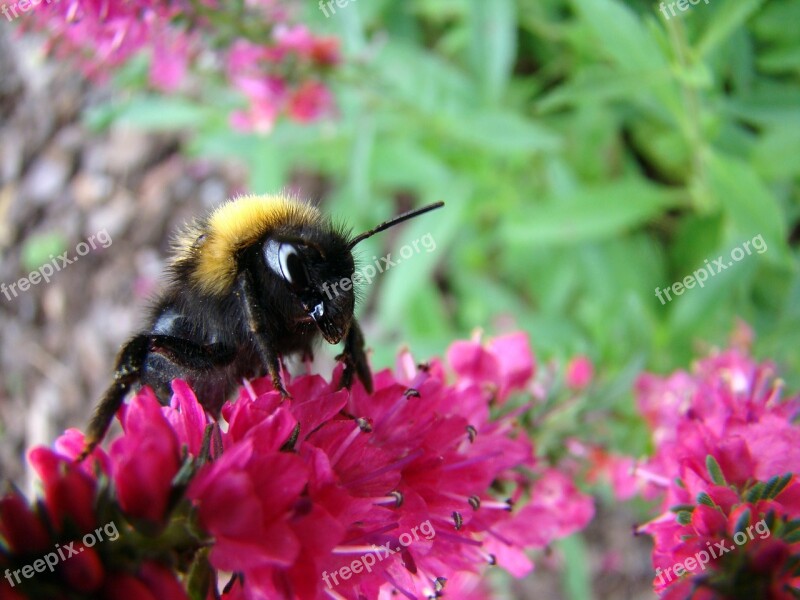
[[80, 194, 444, 458]]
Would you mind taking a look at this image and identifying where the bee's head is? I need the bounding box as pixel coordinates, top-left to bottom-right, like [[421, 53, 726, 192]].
[[262, 235, 355, 344], [258, 201, 443, 344]]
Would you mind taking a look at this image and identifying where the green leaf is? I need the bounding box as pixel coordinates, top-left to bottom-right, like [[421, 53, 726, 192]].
[[757, 45, 800, 74], [371, 140, 452, 189], [784, 529, 800, 544], [469, 0, 516, 103], [557, 535, 594, 600], [763, 473, 793, 500], [374, 40, 475, 118], [570, 0, 668, 73], [784, 519, 800, 536], [722, 84, 800, 128], [186, 547, 213, 600], [752, 124, 800, 179], [247, 141, 287, 194], [537, 67, 672, 113], [746, 482, 766, 502], [706, 151, 788, 263], [170, 455, 197, 489], [503, 179, 683, 246], [376, 186, 466, 328], [752, 0, 800, 44], [706, 455, 726, 486], [733, 508, 752, 536], [785, 554, 800, 577], [696, 0, 765, 58], [697, 492, 715, 507], [445, 110, 560, 155]]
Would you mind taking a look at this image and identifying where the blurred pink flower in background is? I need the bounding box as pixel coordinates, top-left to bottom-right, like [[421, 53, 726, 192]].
[[23, 1, 340, 133], [565, 355, 594, 390], [23, 1, 189, 84], [226, 26, 339, 132]]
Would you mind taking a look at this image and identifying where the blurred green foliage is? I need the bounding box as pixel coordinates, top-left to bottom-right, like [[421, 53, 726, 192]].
[[87, 0, 799, 451]]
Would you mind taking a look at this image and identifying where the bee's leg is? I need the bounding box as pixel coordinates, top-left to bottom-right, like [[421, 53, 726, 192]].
[[79, 335, 236, 461], [149, 336, 236, 371], [337, 319, 373, 393], [78, 334, 150, 461], [236, 271, 291, 398]]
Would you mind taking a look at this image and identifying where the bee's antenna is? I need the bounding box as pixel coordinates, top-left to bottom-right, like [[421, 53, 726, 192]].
[[347, 201, 445, 250]]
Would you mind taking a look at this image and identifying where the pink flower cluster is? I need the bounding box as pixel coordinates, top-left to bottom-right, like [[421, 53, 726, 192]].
[[226, 26, 339, 133], [1, 333, 594, 599], [22, 1, 339, 132], [22, 1, 196, 87], [0, 439, 188, 599], [632, 339, 800, 599]]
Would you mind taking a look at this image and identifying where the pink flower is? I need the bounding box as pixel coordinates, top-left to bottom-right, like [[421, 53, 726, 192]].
[[28, 447, 97, 533], [0, 489, 50, 554], [110, 389, 182, 523], [60, 544, 104, 592], [150, 32, 192, 92], [270, 24, 340, 66], [571, 441, 640, 501], [565, 355, 594, 390], [486, 470, 594, 576], [447, 331, 536, 403], [287, 80, 334, 123], [225, 31, 339, 132], [187, 438, 309, 573], [162, 379, 210, 457], [101, 563, 188, 600], [629, 335, 800, 598], [25, 1, 188, 83], [181, 333, 589, 599], [52, 428, 112, 476], [273, 24, 317, 59], [24, 1, 342, 133]]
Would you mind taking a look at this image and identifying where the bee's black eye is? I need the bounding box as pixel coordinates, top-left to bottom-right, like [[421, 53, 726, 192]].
[[279, 244, 308, 288], [264, 240, 310, 289]]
